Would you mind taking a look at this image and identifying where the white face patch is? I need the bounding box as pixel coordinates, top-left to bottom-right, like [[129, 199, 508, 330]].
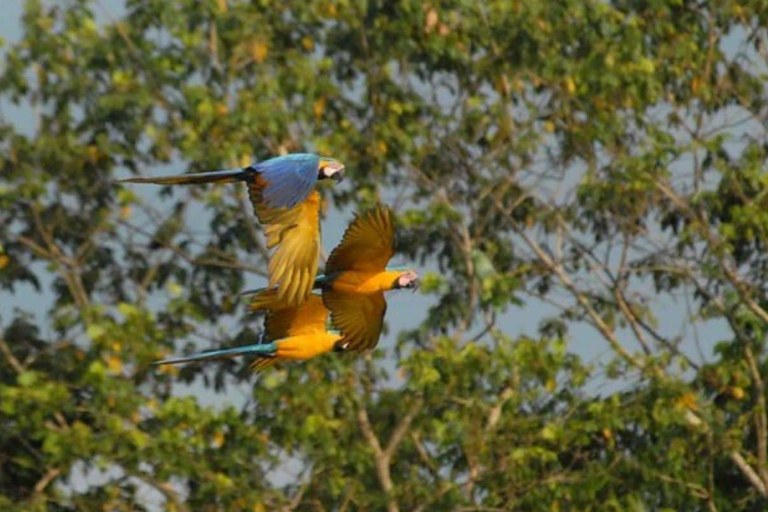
[[397, 270, 419, 288], [320, 160, 345, 180]]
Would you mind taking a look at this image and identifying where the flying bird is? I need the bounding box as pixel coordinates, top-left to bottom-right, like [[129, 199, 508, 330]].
[[118, 153, 344, 209], [248, 204, 420, 352], [120, 153, 345, 305], [154, 289, 343, 370]]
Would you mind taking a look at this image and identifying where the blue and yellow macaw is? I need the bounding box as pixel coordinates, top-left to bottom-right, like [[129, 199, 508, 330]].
[[155, 289, 343, 369], [318, 204, 419, 351], [248, 204, 419, 351], [120, 153, 344, 305]]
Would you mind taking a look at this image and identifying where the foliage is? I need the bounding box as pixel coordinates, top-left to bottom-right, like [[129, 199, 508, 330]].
[[3, 0, 768, 510]]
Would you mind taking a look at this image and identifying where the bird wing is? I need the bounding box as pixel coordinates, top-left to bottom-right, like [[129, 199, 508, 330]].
[[262, 293, 330, 340], [254, 154, 319, 209], [250, 357, 277, 371], [325, 204, 395, 274], [247, 292, 329, 371], [248, 178, 321, 306], [322, 290, 386, 351]]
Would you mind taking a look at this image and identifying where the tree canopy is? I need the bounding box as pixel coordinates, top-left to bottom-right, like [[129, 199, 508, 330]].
[[3, 0, 768, 510]]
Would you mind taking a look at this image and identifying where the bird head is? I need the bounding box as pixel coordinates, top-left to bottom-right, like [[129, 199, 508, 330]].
[[318, 158, 345, 183], [393, 269, 420, 292]]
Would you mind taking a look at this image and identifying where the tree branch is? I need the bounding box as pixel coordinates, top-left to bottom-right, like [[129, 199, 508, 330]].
[[356, 396, 422, 512], [382, 397, 423, 462], [743, 345, 768, 490], [0, 338, 24, 374], [356, 405, 396, 512], [730, 451, 768, 497]]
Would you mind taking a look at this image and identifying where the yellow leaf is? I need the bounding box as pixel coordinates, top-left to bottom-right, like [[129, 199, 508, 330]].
[[675, 392, 698, 411], [212, 432, 225, 448], [691, 76, 701, 94], [216, 0, 228, 13], [564, 77, 576, 95], [158, 364, 179, 376], [106, 355, 123, 375], [301, 36, 314, 51], [119, 206, 132, 220], [424, 7, 438, 33], [545, 378, 556, 392], [167, 281, 183, 298], [87, 145, 101, 164], [215, 102, 228, 116], [543, 121, 555, 133], [250, 41, 268, 63], [729, 386, 746, 400], [388, 101, 403, 115], [0, 255, 9, 270], [602, 428, 615, 448], [313, 97, 326, 119]]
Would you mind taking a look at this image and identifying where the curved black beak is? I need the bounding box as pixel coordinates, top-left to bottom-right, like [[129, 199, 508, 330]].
[[332, 170, 345, 183], [411, 278, 421, 293]]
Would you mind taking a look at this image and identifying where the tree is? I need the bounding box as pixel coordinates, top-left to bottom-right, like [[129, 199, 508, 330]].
[[3, 0, 768, 510]]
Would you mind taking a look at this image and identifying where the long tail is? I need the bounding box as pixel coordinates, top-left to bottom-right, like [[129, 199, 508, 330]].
[[153, 341, 277, 365], [119, 168, 251, 186], [240, 274, 330, 303]]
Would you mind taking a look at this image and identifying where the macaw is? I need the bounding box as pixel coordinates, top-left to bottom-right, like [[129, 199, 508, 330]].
[[120, 153, 344, 306], [154, 290, 343, 370], [248, 204, 420, 351]]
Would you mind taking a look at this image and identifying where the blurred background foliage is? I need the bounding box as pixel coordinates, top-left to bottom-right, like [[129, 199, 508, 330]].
[[3, 0, 768, 510]]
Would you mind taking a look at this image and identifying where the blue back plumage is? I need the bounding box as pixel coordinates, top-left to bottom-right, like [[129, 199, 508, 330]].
[[254, 153, 319, 209]]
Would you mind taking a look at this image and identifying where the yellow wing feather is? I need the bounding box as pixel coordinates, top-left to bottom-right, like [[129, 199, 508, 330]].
[[250, 290, 329, 339], [323, 290, 386, 351], [248, 179, 321, 306], [248, 292, 331, 371], [325, 204, 394, 274], [249, 357, 277, 371], [265, 295, 330, 340]]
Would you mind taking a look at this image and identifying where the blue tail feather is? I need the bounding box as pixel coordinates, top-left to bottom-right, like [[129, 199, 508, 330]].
[[119, 168, 250, 185], [154, 342, 277, 365]]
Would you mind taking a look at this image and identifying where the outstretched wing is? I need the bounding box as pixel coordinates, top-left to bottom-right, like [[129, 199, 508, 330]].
[[248, 292, 330, 371], [254, 153, 319, 209], [322, 290, 386, 352], [248, 177, 321, 306], [326, 205, 394, 274], [262, 294, 330, 341]]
